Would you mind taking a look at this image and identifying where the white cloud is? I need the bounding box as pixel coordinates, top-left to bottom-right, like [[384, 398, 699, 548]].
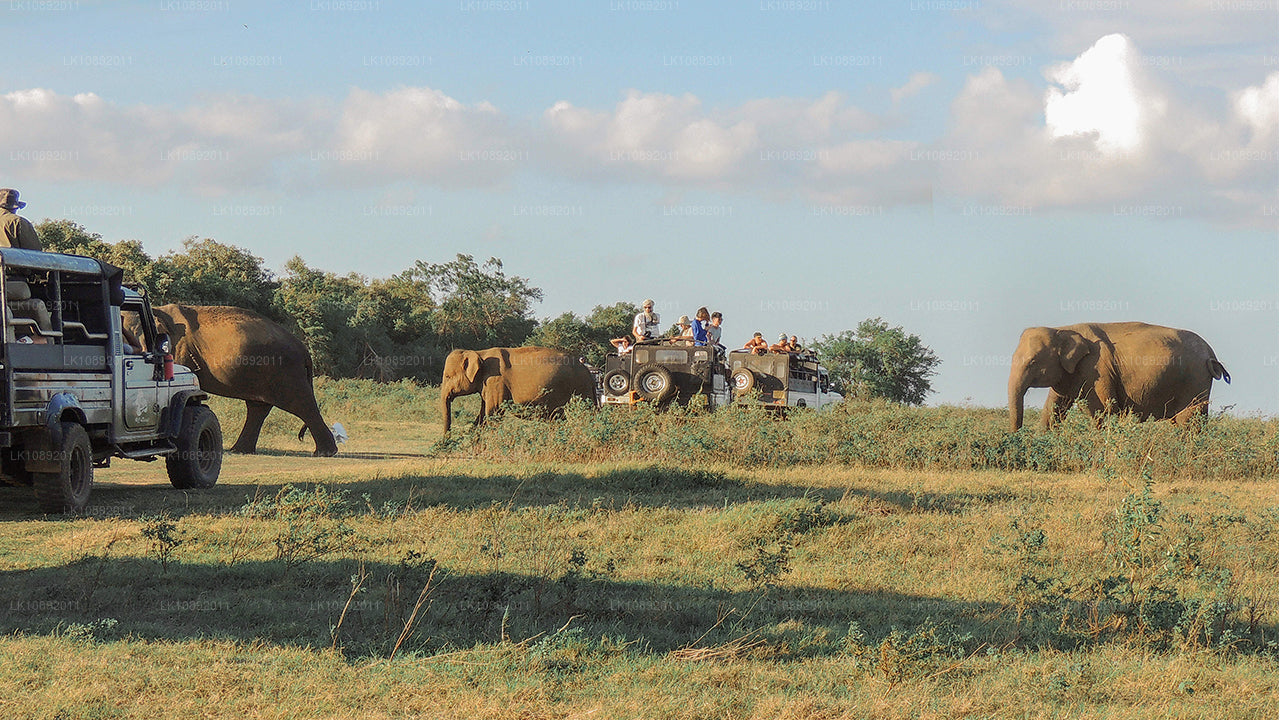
[[542, 89, 918, 201], [934, 35, 1277, 224], [332, 87, 518, 186], [1233, 72, 1279, 138], [891, 72, 940, 106], [1044, 34, 1147, 153], [0, 42, 1272, 224]]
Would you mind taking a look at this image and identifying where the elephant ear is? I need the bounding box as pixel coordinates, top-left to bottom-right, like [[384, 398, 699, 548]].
[[1055, 330, 1091, 373], [463, 350, 483, 384]]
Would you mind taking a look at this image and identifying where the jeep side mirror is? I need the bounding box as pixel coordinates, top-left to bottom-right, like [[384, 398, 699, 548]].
[[157, 334, 172, 355]]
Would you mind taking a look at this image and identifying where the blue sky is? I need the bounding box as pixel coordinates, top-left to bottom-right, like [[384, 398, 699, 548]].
[[3, 0, 1277, 413]]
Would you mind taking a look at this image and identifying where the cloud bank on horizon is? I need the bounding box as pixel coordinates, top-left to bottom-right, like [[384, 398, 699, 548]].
[[2, 33, 1274, 225]]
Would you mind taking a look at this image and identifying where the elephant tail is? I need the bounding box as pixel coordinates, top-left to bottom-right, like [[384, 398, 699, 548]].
[[1209, 358, 1230, 384], [298, 424, 309, 442]]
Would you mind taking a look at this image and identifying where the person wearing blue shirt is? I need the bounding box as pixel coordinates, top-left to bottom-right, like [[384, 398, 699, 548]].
[[690, 307, 710, 346]]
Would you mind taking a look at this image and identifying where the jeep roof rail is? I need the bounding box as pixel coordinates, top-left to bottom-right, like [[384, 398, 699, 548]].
[[0, 248, 125, 305]]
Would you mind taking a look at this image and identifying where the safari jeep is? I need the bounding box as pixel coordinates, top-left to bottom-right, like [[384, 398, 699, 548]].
[[600, 340, 731, 409], [726, 349, 842, 410], [0, 248, 222, 514]]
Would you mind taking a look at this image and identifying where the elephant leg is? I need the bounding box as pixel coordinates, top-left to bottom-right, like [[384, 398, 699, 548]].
[[474, 379, 506, 426], [276, 393, 338, 456], [1172, 396, 1210, 426], [231, 400, 272, 454], [1041, 392, 1058, 429]]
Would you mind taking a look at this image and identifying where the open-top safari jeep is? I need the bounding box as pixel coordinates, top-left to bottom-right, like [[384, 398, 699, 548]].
[[0, 248, 222, 514], [599, 340, 732, 409]]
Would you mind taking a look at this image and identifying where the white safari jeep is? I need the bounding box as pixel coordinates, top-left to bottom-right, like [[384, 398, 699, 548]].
[[0, 248, 222, 513]]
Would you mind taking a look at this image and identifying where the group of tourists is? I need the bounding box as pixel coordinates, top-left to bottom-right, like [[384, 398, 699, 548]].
[[743, 332, 805, 356], [613, 298, 805, 358]]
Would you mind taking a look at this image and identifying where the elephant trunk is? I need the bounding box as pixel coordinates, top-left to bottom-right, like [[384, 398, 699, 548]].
[[1008, 372, 1030, 432], [441, 389, 454, 435]]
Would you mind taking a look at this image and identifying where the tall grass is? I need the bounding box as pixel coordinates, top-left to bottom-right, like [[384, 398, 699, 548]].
[[446, 396, 1278, 480]]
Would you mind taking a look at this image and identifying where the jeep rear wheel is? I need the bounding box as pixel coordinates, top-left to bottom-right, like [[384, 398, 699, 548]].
[[603, 369, 631, 397], [732, 369, 756, 395], [33, 422, 93, 514], [167, 405, 223, 490], [634, 364, 675, 402]]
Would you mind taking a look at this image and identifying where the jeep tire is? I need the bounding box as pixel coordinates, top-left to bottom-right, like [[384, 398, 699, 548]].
[[33, 422, 93, 514], [603, 369, 631, 397], [167, 405, 223, 490], [634, 364, 675, 403], [731, 368, 756, 395]]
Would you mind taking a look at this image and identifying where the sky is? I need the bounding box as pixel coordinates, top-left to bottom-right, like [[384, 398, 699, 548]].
[[2, 0, 1276, 414]]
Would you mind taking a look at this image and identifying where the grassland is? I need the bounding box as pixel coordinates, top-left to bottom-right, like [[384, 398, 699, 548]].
[[0, 379, 1274, 719]]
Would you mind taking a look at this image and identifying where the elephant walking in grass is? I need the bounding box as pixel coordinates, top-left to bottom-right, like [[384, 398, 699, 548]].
[[440, 347, 597, 434], [1008, 322, 1230, 431], [145, 305, 340, 456]]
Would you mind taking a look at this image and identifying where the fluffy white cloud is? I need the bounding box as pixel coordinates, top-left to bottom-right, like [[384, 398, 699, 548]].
[[543, 90, 759, 182], [332, 87, 518, 186], [0, 88, 329, 194], [1233, 72, 1279, 138], [543, 89, 915, 201], [1044, 34, 1147, 153], [0, 36, 1272, 223], [938, 34, 1275, 222]]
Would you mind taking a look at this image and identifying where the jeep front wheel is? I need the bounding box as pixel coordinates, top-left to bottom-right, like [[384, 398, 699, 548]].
[[33, 422, 93, 514], [167, 405, 223, 490]]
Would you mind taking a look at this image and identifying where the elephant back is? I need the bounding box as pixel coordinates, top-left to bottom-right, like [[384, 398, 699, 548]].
[[158, 304, 314, 383]]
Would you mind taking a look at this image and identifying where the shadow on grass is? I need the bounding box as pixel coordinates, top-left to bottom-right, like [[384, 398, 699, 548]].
[[0, 466, 1040, 521], [0, 554, 1005, 661]]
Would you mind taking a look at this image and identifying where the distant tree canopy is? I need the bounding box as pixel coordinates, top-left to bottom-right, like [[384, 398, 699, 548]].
[[39, 221, 281, 320], [526, 301, 640, 367], [35, 222, 942, 393], [811, 318, 940, 405], [34, 222, 542, 382]]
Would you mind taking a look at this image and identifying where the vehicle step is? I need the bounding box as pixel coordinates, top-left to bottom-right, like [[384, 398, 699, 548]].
[[117, 443, 177, 459]]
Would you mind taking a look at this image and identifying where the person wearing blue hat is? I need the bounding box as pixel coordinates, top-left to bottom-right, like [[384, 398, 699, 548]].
[[0, 189, 42, 251]]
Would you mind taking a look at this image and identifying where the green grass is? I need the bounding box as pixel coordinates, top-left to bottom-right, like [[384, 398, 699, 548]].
[[446, 393, 1278, 480], [0, 379, 1273, 719]]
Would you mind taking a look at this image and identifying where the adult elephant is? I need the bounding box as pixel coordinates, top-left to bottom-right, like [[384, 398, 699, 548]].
[[440, 347, 596, 434], [146, 305, 339, 456], [1008, 322, 1230, 431]]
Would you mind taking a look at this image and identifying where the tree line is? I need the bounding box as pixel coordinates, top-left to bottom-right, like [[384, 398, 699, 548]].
[[35, 220, 939, 404]]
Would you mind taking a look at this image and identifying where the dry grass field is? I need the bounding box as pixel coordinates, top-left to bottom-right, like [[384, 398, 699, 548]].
[[0, 380, 1274, 719]]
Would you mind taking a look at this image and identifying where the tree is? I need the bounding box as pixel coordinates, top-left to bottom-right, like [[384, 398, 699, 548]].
[[526, 301, 640, 366], [152, 237, 279, 316], [412, 254, 542, 349], [811, 318, 940, 405], [36, 220, 160, 291]]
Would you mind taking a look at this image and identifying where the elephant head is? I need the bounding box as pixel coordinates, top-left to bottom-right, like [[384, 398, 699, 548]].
[[1008, 327, 1092, 431], [440, 349, 484, 433]]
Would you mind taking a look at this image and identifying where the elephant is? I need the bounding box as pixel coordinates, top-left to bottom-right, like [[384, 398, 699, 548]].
[[141, 305, 339, 456], [1008, 322, 1230, 432], [440, 346, 597, 434]]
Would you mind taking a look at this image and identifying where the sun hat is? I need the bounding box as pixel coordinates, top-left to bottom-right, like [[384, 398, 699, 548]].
[[0, 189, 26, 210]]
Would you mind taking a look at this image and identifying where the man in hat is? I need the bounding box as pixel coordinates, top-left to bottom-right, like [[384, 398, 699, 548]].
[[632, 299, 661, 342], [0, 189, 42, 251], [769, 333, 793, 353]]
